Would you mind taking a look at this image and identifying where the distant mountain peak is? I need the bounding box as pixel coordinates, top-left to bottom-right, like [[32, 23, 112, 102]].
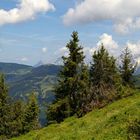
[[34, 60, 44, 67]]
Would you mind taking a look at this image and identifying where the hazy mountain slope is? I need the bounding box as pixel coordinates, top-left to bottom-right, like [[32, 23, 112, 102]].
[[0, 62, 32, 74], [0, 63, 61, 125], [12, 90, 140, 140], [8, 64, 61, 102]]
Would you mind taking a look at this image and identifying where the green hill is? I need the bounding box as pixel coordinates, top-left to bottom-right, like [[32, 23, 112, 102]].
[[1, 63, 61, 103], [7, 64, 61, 101], [0, 62, 32, 74], [12, 90, 140, 140]]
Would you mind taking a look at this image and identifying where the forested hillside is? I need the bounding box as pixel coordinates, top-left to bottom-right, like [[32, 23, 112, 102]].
[[0, 62, 32, 74], [1, 64, 61, 103]]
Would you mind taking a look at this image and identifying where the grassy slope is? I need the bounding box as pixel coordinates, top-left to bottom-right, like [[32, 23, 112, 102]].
[[12, 90, 140, 140]]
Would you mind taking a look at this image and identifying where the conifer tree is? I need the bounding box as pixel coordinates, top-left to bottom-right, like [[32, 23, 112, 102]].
[[0, 74, 24, 138], [0, 75, 40, 138], [90, 45, 120, 106], [120, 47, 137, 86], [23, 93, 40, 133], [47, 31, 89, 122], [76, 64, 90, 117], [9, 100, 25, 137], [0, 74, 11, 136]]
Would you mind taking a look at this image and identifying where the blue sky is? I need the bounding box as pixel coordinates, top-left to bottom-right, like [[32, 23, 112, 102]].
[[0, 0, 140, 65]]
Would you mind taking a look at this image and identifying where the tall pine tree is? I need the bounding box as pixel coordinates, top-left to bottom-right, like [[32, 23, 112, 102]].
[[0, 75, 40, 138], [47, 31, 89, 123], [9, 100, 25, 137], [90, 45, 120, 107], [23, 93, 40, 133], [120, 47, 137, 86], [0, 74, 11, 137]]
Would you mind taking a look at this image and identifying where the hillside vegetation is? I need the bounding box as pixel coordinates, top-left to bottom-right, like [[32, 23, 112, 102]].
[[0, 62, 32, 76], [0, 63, 61, 126], [12, 90, 140, 140], [5, 64, 60, 99], [1, 64, 61, 106]]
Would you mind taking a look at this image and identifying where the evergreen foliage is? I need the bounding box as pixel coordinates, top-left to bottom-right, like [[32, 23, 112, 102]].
[[90, 45, 121, 107], [23, 93, 40, 133], [9, 100, 25, 137], [120, 47, 137, 86], [0, 74, 11, 137], [47, 31, 89, 123], [0, 74, 40, 138]]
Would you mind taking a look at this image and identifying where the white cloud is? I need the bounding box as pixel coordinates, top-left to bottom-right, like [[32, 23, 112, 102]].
[[97, 33, 119, 56], [126, 41, 140, 65], [0, 0, 55, 25], [42, 47, 47, 53], [137, 57, 140, 65], [83, 47, 95, 56], [63, 0, 140, 34], [57, 47, 69, 56], [21, 57, 28, 62], [127, 42, 140, 56]]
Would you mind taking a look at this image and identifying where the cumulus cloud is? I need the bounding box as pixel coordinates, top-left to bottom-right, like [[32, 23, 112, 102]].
[[127, 42, 140, 56], [0, 0, 55, 25], [42, 47, 47, 53], [57, 47, 69, 56], [83, 33, 119, 58], [97, 33, 120, 56], [63, 0, 140, 34], [126, 41, 140, 65]]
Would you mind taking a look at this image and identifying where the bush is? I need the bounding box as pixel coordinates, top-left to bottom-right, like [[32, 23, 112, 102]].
[[127, 119, 140, 140]]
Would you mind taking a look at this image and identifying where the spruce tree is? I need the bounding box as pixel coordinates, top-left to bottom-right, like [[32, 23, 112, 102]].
[[0, 74, 11, 137], [0, 75, 40, 138], [47, 31, 89, 123], [23, 93, 40, 133], [120, 47, 137, 86], [0, 74, 24, 138], [90, 45, 120, 106], [9, 100, 25, 137]]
